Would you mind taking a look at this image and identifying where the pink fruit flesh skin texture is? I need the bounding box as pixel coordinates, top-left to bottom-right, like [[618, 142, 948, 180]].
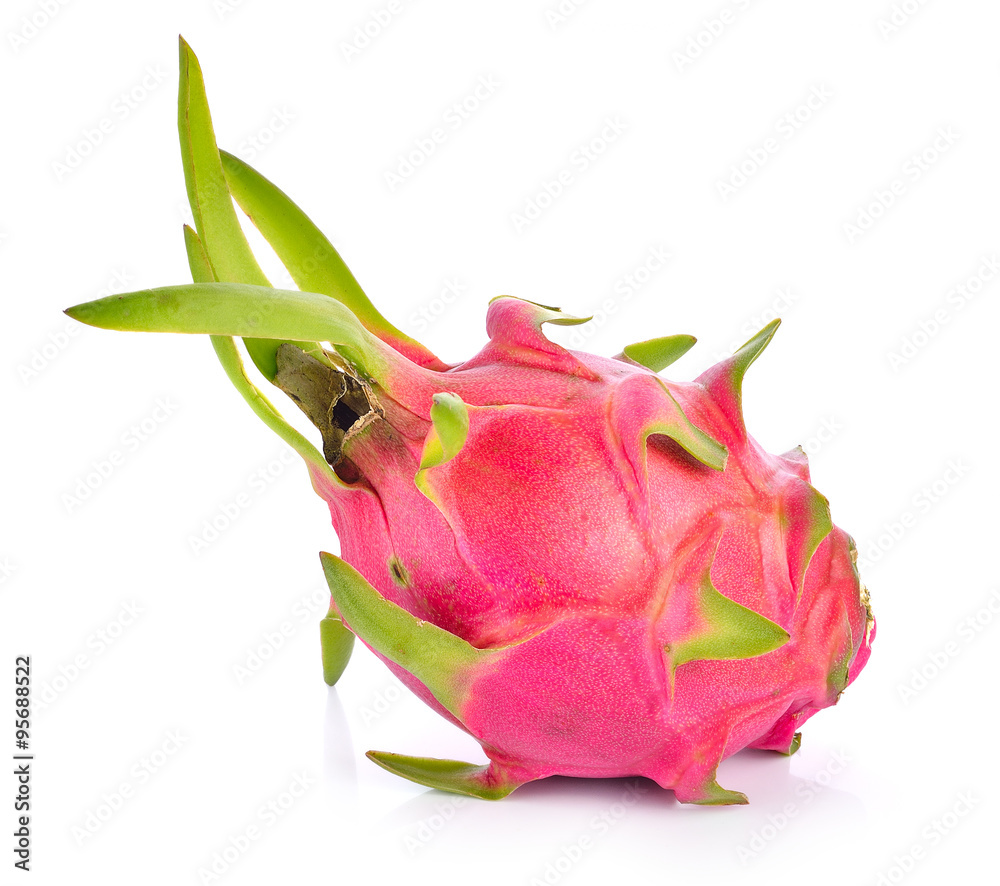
[[64, 37, 875, 807], [320, 300, 874, 804]]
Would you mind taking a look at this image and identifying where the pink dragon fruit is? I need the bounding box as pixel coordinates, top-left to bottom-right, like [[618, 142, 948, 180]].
[[65, 39, 874, 805]]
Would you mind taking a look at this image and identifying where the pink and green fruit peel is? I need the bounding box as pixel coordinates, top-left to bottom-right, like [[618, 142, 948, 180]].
[[65, 38, 875, 805]]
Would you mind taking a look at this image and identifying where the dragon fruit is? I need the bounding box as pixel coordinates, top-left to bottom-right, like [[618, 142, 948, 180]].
[[65, 39, 874, 805]]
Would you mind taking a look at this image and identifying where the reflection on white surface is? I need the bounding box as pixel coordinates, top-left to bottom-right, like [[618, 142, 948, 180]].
[[323, 688, 359, 816], [320, 660, 870, 882]]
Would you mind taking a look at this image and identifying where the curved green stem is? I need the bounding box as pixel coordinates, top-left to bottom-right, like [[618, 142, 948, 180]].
[[219, 150, 446, 371], [210, 335, 344, 491], [65, 281, 444, 416], [182, 224, 344, 492], [178, 36, 322, 380]]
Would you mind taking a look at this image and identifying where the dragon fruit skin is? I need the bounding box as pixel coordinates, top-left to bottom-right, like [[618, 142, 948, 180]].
[[64, 38, 874, 806], [312, 298, 875, 804]]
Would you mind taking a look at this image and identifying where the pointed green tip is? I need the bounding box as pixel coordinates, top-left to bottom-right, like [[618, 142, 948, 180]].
[[544, 312, 592, 328], [684, 781, 749, 806], [63, 299, 116, 329], [488, 295, 560, 311], [697, 318, 781, 436], [669, 551, 790, 674], [783, 732, 803, 756], [490, 296, 592, 327], [419, 393, 470, 471], [651, 381, 729, 472], [178, 35, 196, 83], [183, 223, 215, 284], [319, 551, 490, 717], [365, 751, 521, 800], [178, 34, 199, 67], [827, 646, 852, 697], [733, 318, 780, 368], [320, 612, 355, 686], [620, 334, 696, 373]]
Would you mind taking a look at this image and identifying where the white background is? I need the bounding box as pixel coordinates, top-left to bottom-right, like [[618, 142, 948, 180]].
[[3, 0, 998, 883]]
